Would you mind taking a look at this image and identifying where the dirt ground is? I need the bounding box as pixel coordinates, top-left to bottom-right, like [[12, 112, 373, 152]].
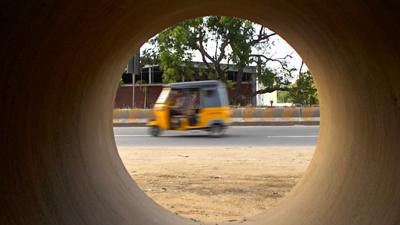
[[118, 147, 314, 223]]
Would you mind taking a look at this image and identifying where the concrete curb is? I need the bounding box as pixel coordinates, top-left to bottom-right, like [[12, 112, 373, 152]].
[[113, 107, 321, 127], [113, 120, 320, 127], [113, 107, 320, 120]]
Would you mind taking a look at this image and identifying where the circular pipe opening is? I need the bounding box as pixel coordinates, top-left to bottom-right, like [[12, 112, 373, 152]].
[[114, 16, 319, 223]]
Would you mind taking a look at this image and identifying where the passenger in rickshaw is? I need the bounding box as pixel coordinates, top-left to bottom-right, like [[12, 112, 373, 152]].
[[186, 91, 200, 126], [170, 90, 200, 127]]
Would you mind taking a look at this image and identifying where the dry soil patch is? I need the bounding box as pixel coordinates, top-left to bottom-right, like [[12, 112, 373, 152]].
[[118, 147, 314, 223]]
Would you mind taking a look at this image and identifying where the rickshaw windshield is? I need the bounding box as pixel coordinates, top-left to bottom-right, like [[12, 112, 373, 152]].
[[156, 88, 171, 104]]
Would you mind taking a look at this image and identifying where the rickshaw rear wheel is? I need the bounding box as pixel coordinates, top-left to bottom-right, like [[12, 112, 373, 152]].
[[149, 126, 162, 137], [209, 124, 226, 138]]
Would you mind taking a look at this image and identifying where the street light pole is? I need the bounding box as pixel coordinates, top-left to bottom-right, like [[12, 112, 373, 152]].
[[133, 51, 140, 108], [132, 67, 136, 108], [128, 50, 140, 108]]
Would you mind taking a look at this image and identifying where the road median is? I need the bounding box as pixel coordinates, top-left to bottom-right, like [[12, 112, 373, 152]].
[[113, 107, 320, 127]]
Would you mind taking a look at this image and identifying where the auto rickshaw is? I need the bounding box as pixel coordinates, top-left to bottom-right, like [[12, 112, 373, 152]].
[[147, 80, 231, 137]]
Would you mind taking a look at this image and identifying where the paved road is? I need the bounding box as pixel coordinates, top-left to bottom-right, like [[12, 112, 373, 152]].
[[114, 126, 319, 147]]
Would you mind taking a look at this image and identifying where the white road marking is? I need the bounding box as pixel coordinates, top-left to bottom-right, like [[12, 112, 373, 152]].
[[233, 125, 320, 128], [115, 134, 149, 137], [267, 135, 318, 138], [115, 134, 318, 138]]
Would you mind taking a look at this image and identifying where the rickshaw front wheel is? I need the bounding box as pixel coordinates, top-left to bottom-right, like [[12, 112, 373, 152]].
[[149, 126, 162, 137], [209, 124, 226, 138]]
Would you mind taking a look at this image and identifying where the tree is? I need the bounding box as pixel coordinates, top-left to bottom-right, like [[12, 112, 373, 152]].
[[142, 16, 296, 103], [141, 38, 160, 66], [146, 17, 235, 82], [277, 90, 290, 103], [288, 62, 319, 106], [223, 19, 296, 100]]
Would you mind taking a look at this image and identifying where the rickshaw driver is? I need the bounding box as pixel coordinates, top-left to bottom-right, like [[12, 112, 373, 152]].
[[170, 91, 187, 115]]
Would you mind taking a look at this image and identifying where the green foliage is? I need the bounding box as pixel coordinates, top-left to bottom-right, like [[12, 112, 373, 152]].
[[141, 16, 317, 105], [277, 91, 290, 103], [142, 16, 292, 85], [141, 45, 160, 66], [226, 80, 234, 90], [256, 66, 279, 88], [149, 17, 214, 83], [288, 71, 319, 106]]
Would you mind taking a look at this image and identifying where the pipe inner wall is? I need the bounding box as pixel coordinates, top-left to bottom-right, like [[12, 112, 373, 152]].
[[1, 1, 399, 225]]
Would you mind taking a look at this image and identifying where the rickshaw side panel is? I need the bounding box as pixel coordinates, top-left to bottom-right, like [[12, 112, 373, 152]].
[[197, 106, 231, 128], [148, 105, 170, 129]]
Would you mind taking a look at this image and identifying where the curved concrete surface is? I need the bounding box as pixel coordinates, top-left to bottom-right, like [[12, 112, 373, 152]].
[[1, 1, 399, 225]]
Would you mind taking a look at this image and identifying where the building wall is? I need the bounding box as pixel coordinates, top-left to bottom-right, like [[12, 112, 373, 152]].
[[256, 91, 278, 107], [256, 78, 280, 107], [114, 85, 163, 108]]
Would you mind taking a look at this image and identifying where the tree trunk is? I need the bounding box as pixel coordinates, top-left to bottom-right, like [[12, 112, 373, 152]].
[[215, 65, 226, 82]]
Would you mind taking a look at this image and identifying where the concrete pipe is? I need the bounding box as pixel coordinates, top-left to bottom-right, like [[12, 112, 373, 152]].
[[1, 1, 399, 225]]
